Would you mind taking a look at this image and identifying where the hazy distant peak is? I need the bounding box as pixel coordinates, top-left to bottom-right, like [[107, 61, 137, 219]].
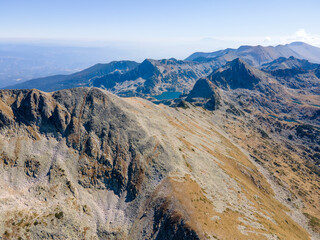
[[287, 41, 308, 46], [261, 56, 320, 71], [186, 42, 320, 66]]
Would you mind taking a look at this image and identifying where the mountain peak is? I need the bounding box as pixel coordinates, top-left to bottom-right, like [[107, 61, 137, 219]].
[[222, 57, 254, 74], [209, 58, 263, 90], [185, 78, 220, 110], [187, 78, 216, 100], [227, 57, 247, 67], [141, 58, 155, 66]]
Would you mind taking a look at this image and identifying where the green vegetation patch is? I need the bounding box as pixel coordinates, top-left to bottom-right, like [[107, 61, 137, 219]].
[[55, 211, 64, 219], [303, 212, 320, 233]]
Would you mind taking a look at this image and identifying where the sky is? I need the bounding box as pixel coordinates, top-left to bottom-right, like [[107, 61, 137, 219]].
[[1, 0, 320, 60]]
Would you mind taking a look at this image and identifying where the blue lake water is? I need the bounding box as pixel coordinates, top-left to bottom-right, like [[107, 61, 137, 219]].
[[283, 119, 297, 122], [269, 114, 297, 122], [153, 92, 182, 100], [269, 114, 279, 119], [292, 100, 302, 105]]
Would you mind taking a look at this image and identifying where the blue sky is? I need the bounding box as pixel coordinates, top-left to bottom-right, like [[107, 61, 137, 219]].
[[1, 0, 320, 59]]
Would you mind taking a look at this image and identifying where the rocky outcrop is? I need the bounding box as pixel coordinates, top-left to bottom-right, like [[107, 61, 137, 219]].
[[186, 78, 220, 110], [0, 88, 160, 199], [208, 58, 263, 90], [187, 78, 216, 100], [0, 88, 173, 239]]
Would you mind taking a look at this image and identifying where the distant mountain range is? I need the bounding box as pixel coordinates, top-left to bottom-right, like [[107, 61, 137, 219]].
[[4, 42, 320, 98], [5, 58, 222, 96], [6, 60, 139, 92], [261, 56, 319, 71], [186, 56, 320, 106], [185, 42, 320, 66], [0, 43, 134, 88], [91, 58, 222, 96]]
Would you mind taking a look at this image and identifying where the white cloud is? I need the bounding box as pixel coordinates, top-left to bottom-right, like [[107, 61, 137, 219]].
[[281, 29, 320, 46], [264, 36, 272, 42]]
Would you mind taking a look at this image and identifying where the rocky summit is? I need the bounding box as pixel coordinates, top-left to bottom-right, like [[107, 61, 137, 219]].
[[0, 43, 319, 240]]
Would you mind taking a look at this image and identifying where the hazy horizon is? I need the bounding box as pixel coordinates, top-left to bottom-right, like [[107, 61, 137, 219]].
[[1, 0, 320, 88], [0, 38, 318, 62], [1, 0, 320, 60]]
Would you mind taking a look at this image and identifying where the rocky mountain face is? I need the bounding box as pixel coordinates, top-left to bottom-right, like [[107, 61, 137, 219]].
[[260, 57, 320, 92], [77, 58, 222, 97], [5, 61, 139, 92], [182, 56, 320, 238], [0, 87, 318, 239], [186, 42, 320, 66], [207, 58, 267, 90], [183, 58, 280, 110], [260, 56, 319, 71], [186, 56, 320, 111], [186, 78, 220, 110], [6, 58, 221, 98]]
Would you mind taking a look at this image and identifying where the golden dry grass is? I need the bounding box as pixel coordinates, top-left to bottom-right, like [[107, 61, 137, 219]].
[[167, 174, 310, 240]]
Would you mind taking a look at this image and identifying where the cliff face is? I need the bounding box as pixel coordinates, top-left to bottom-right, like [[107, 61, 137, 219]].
[[0, 88, 173, 239], [207, 58, 267, 90], [0, 87, 315, 239], [186, 79, 220, 111]]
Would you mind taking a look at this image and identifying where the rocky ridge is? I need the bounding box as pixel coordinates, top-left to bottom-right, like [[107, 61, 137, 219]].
[[5, 61, 139, 92], [92, 58, 222, 96], [0, 87, 317, 239], [6, 58, 222, 98], [180, 56, 320, 238]]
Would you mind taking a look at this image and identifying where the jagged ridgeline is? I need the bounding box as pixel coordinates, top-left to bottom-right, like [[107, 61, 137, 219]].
[[0, 42, 319, 239]]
